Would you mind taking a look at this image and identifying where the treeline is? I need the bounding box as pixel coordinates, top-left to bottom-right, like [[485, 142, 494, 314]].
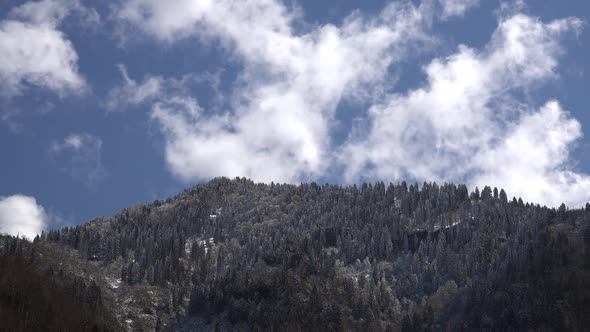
[[0, 236, 121, 332], [30, 177, 590, 330]]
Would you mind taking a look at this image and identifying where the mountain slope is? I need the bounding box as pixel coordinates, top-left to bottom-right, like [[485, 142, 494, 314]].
[[0, 237, 121, 332], [2, 177, 590, 331]]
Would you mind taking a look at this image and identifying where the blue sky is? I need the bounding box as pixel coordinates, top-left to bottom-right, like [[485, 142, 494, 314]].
[[0, 0, 588, 239]]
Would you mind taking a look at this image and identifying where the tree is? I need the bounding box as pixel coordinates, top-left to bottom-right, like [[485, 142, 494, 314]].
[[27, 177, 590, 330], [481, 186, 492, 202], [499, 189, 508, 204], [472, 187, 480, 200]]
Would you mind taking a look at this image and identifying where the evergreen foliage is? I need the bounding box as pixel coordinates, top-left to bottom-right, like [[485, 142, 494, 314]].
[[3, 177, 590, 331]]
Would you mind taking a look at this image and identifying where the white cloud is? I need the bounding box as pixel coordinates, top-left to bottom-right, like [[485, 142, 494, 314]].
[[438, 0, 480, 19], [341, 14, 586, 207], [0, 195, 47, 240], [105, 64, 208, 112], [114, 1, 588, 207], [106, 64, 163, 111], [50, 133, 106, 186], [115, 0, 433, 182], [0, 0, 95, 98], [472, 101, 590, 207], [9, 0, 101, 28], [9, 0, 71, 28], [0, 21, 85, 97]]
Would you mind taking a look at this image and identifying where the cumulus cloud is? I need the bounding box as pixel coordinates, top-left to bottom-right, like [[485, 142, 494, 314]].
[[341, 14, 586, 207], [0, 21, 84, 97], [115, 0, 433, 182], [114, 0, 588, 207], [50, 133, 106, 186], [0, 0, 94, 98], [0, 195, 47, 240], [472, 101, 590, 207], [438, 0, 480, 19]]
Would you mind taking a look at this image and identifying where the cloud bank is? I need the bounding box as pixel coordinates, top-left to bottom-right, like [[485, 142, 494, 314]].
[[0, 195, 46, 240], [115, 0, 433, 183], [342, 14, 586, 207], [113, 0, 588, 207]]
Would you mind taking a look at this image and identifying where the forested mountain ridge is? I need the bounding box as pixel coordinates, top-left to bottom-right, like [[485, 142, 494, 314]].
[[2, 177, 590, 331]]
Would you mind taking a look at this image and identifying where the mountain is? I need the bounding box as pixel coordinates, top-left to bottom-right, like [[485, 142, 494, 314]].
[[2, 177, 590, 331]]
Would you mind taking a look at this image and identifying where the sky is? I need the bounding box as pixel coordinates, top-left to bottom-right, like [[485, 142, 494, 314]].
[[0, 0, 589, 239]]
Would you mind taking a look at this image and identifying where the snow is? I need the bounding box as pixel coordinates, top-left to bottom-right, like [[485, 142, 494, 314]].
[[106, 277, 122, 289], [443, 220, 462, 229], [433, 219, 463, 231], [209, 208, 222, 219], [194, 237, 215, 254], [198, 238, 215, 246]]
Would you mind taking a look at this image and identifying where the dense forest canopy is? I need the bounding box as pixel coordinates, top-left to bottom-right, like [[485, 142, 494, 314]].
[[2, 177, 590, 331]]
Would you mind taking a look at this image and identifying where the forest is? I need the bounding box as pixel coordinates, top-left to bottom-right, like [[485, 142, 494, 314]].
[[1, 177, 590, 331]]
